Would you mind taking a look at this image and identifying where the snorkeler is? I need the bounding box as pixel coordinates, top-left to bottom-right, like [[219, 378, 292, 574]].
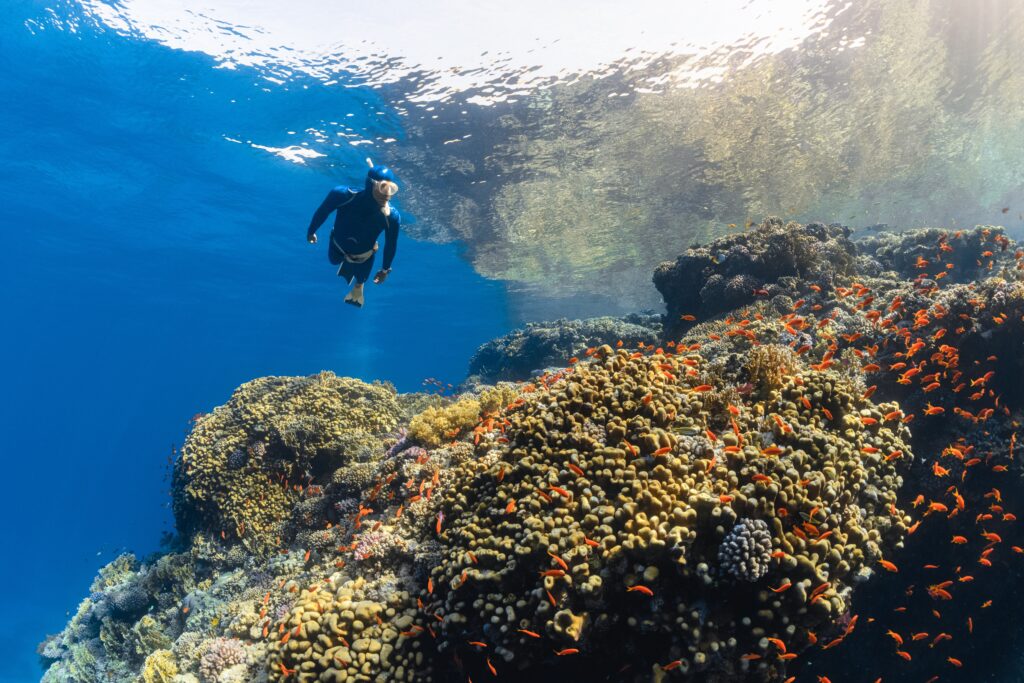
[[306, 159, 401, 307]]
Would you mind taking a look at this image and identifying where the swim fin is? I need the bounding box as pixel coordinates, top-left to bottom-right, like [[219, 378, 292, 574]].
[[344, 284, 365, 308]]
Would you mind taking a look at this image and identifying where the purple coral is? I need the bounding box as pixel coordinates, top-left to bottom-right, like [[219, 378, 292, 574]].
[[352, 529, 405, 562], [198, 637, 246, 682], [384, 428, 410, 459]]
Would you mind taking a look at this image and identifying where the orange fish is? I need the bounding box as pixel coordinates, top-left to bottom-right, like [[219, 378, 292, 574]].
[[878, 559, 899, 573], [627, 585, 654, 596], [548, 551, 569, 571]]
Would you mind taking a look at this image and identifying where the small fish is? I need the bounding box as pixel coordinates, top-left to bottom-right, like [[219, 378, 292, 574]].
[[627, 585, 654, 596], [548, 551, 569, 571], [549, 485, 571, 498], [878, 559, 899, 572]]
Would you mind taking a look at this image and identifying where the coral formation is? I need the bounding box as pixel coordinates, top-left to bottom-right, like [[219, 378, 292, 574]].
[[718, 519, 773, 583], [407, 384, 518, 448], [425, 345, 911, 679], [140, 649, 177, 683], [266, 577, 428, 682], [42, 220, 1024, 683], [466, 314, 662, 384], [172, 372, 401, 549], [198, 637, 246, 682], [654, 218, 857, 338]]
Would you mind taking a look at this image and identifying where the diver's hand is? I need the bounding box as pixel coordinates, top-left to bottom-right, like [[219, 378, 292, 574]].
[[307, 232, 318, 244], [372, 269, 390, 284]]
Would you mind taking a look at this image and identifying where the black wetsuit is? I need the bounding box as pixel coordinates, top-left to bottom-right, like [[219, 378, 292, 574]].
[[307, 185, 401, 284]]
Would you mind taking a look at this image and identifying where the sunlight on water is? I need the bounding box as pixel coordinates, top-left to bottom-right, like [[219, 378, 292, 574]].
[[61, 0, 1024, 318], [73, 0, 835, 101]]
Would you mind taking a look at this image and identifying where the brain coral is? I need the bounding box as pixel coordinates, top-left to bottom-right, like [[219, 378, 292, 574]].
[[422, 345, 912, 680], [172, 372, 401, 550]]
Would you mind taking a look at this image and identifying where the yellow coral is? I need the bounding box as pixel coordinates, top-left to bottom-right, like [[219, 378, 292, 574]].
[[408, 385, 518, 448], [746, 342, 797, 391], [173, 372, 401, 550], [140, 649, 177, 683]]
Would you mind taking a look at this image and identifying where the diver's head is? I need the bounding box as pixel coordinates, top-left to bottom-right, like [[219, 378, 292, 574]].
[[365, 163, 399, 204]]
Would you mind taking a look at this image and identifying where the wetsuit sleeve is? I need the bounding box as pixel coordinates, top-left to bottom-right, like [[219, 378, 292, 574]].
[[307, 186, 348, 237], [382, 209, 401, 270]]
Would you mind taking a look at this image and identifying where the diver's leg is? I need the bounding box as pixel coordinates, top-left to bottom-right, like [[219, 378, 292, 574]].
[[344, 256, 375, 308], [345, 282, 365, 307]]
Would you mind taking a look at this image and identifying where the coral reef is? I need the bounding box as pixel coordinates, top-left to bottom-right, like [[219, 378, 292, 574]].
[[854, 225, 1013, 283], [653, 218, 857, 338], [465, 314, 662, 385], [424, 345, 911, 680], [267, 577, 427, 682], [172, 372, 401, 550], [42, 221, 1024, 683]]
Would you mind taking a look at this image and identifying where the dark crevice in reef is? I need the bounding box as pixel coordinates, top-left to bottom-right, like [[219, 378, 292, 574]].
[[41, 218, 1024, 683]]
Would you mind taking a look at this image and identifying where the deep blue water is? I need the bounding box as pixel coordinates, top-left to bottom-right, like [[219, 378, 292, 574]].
[[0, 2, 509, 680]]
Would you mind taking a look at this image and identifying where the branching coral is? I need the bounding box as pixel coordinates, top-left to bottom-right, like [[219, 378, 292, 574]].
[[407, 384, 518, 448]]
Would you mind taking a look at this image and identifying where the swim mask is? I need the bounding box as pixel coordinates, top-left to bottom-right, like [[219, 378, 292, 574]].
[[366, 161, 399, 199]]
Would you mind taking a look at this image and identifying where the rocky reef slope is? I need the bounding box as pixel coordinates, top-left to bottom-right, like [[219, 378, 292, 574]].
[[40, 220, 1024, 683]]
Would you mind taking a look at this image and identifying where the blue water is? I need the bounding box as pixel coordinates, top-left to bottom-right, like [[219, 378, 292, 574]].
[[0, 2, 510, 680]]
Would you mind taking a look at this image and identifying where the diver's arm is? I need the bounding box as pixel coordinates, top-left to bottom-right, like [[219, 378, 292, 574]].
[[381, 209, 400, 271], [373, 209, 400, 284], [306, 186, 349, 242]]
